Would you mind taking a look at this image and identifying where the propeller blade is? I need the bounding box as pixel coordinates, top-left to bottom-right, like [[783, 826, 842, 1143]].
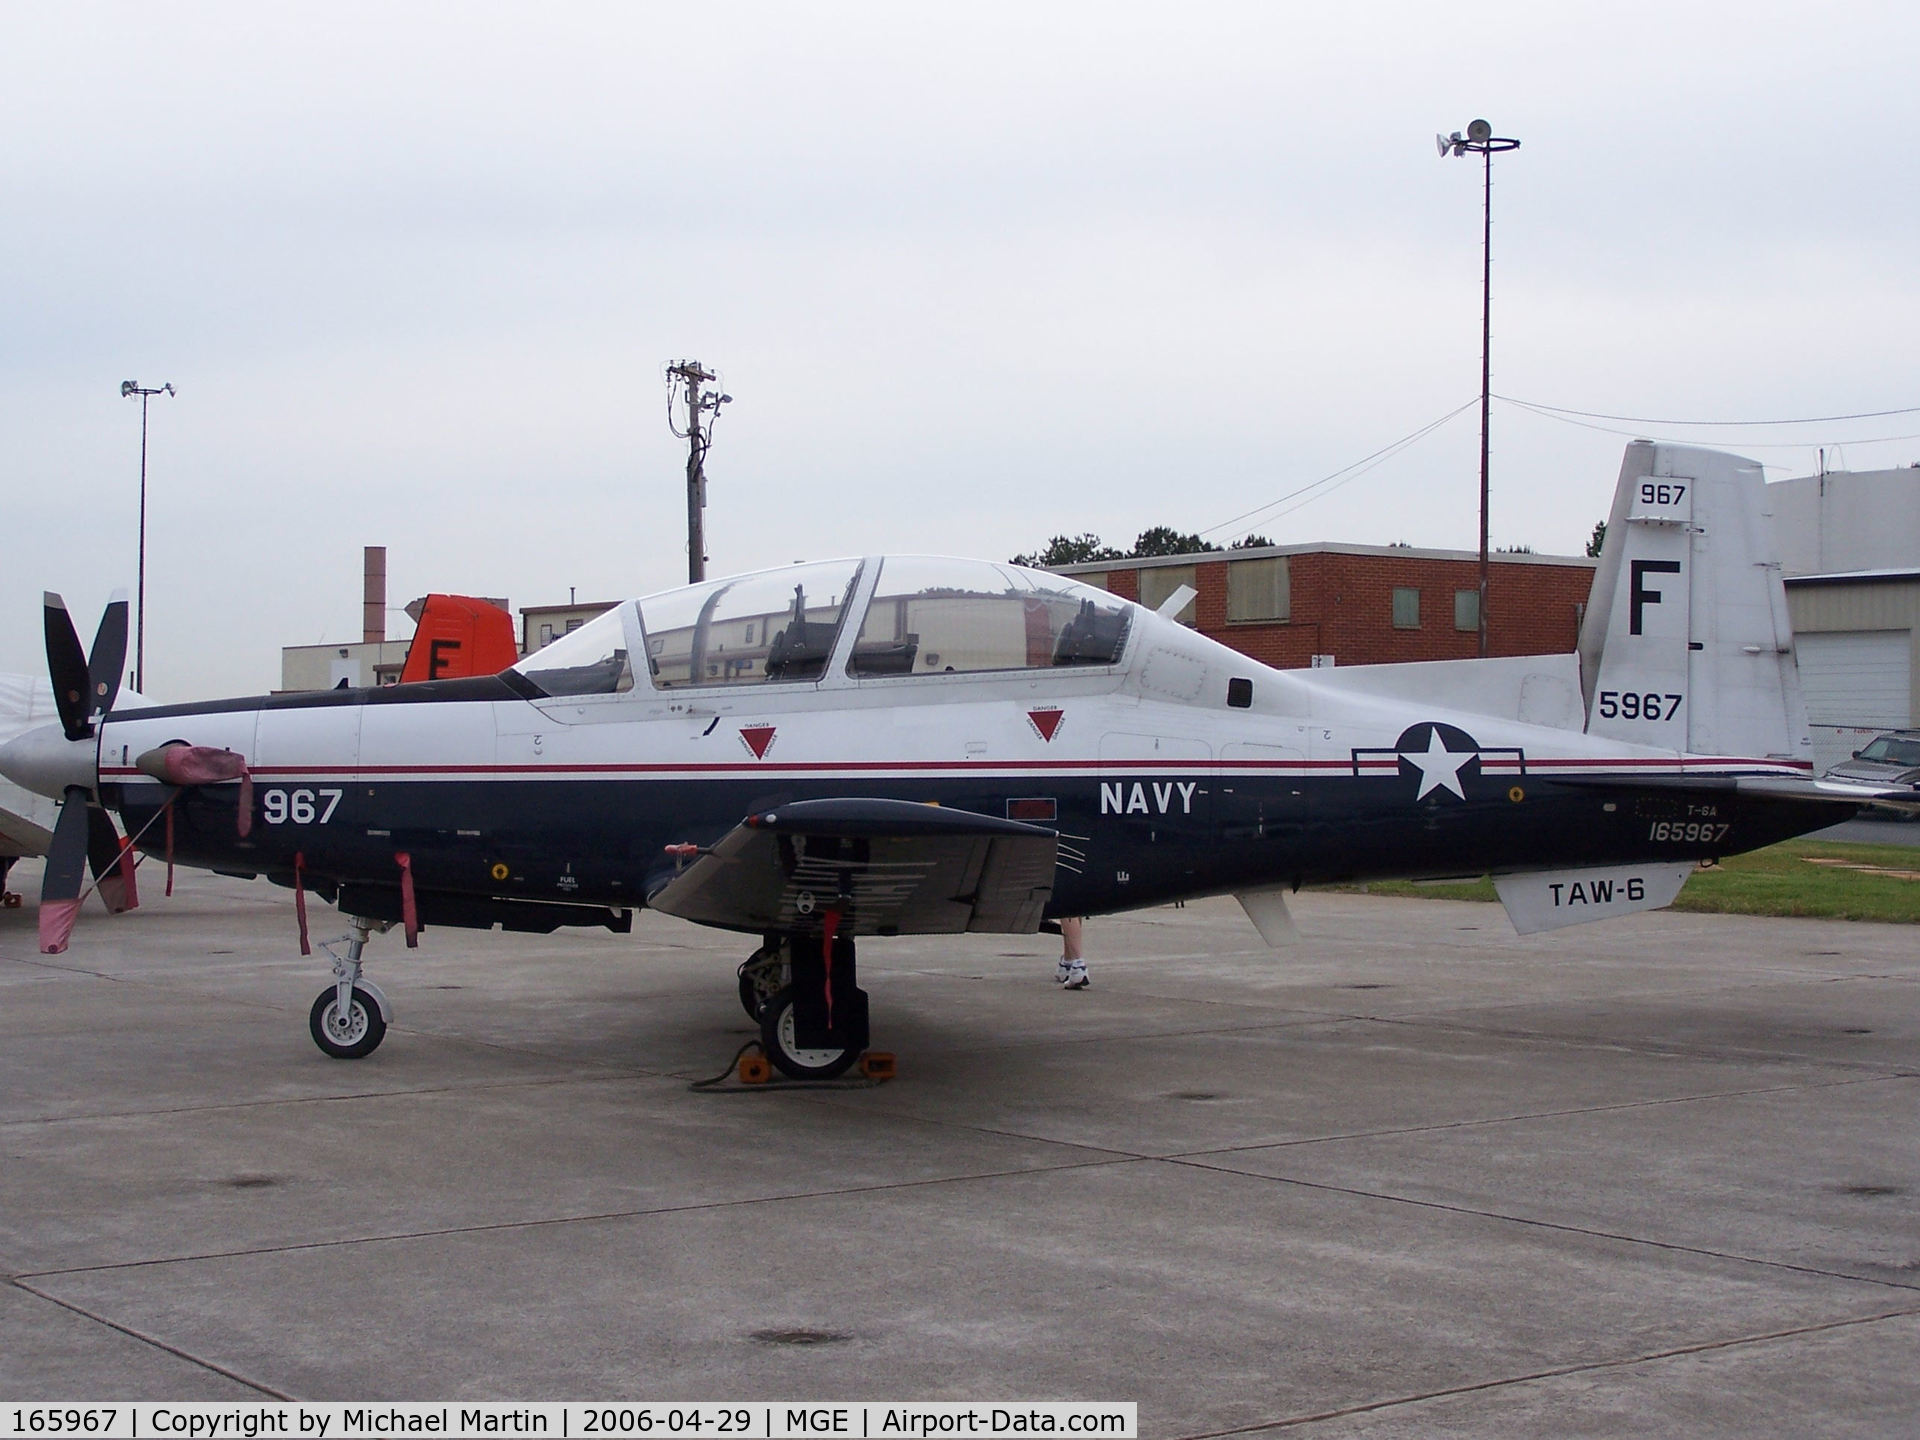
[[39, 789, 91, 953], [86, 804, 138, 914], [87, 591, 129, 720], [44, 593, 91, 742]]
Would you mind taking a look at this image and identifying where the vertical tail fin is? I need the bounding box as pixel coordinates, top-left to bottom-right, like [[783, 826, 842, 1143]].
[[1578, 442, 1812, 764]]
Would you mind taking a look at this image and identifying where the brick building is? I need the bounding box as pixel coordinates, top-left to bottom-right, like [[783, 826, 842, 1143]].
[[1054, 542, 1596, 669]]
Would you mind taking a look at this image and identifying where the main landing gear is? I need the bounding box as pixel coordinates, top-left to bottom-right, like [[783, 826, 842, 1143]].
[[310, 916, 395, 1060], [742, 928, 871, 1081]]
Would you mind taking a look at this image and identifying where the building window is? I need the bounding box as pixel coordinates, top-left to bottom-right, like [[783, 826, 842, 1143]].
[[1227, 556, 1290, 622], [1454, 589, 1479, 633], [1392, 587, 1421, 629], [1137, 565, 1198, 625]]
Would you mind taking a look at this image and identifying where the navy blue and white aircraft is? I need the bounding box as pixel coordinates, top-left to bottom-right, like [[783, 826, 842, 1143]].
[[1, 443, 1904, 1077]]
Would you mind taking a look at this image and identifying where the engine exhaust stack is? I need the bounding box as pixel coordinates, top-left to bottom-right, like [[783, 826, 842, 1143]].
[[363, 546, 386, 645]]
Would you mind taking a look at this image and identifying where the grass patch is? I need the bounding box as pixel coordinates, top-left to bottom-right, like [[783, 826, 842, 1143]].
[[1320, 838, 1920, 923]]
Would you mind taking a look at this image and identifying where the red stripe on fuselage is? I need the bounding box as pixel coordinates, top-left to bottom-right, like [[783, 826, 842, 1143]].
[[98, 754, 1813, 780]]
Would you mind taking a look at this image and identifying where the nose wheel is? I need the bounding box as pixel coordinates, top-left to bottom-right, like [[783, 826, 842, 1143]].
[[309, 917, 394, 1059], [310, 984, 387, 1059]]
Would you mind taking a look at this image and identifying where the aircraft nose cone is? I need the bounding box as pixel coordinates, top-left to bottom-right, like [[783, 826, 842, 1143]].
[[0, 722, 96, 799]]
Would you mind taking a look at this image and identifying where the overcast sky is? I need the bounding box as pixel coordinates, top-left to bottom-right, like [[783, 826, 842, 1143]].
[[4, 2, 1917, 698]]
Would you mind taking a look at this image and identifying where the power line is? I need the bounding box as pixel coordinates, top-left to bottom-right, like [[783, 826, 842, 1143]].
[[1497, 396, 1920, 452], [1495, 395, 1920, 427], [1198, 399, 1478, 540]]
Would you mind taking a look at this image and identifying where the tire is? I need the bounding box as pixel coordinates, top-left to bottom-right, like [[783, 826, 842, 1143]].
[[758, 985, 859, 1080], [737, 948, 786, 1020], [309, 985, 388, 1060]]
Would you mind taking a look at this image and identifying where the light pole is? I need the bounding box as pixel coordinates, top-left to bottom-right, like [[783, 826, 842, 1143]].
[[121, 380, 175, 693], [1437, 119, 1519, 658]]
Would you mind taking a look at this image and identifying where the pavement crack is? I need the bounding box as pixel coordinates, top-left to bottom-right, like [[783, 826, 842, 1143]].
[[1169, 1305, 1920, 1437], [15, 1155, 1145, 1281], [1160, 1071, 1909, 1158], [6, 1277, 293, 1399], [1163, 1156, 1920, 1294], [0, 1072, 673, 1130]]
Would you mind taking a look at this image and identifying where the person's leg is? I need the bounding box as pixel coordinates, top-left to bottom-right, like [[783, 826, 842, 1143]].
[[1060, 917, 1088, 989], [1055, 916, 1079, 982]]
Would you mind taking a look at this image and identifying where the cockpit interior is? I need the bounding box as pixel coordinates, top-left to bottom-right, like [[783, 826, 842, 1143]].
[[511, 557, 1135, 699]]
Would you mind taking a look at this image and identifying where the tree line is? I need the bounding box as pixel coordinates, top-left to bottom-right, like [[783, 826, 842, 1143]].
[[1012, 529, 1274, 568]]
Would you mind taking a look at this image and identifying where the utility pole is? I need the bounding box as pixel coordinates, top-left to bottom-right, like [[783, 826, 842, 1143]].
[[1438, 119, 1520, 658], [666, 361, 732, 583], [120, 380, 175, 693]]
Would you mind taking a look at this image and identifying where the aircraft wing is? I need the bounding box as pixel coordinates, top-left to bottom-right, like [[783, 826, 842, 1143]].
[[647, 798, 1058, 936]]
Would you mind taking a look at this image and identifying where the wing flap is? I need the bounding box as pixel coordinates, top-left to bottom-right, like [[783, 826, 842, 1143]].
[[648, 798, 1058, 936]]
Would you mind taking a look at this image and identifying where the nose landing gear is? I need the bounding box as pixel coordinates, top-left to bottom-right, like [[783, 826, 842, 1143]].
[[309, 916, 394, 1059]]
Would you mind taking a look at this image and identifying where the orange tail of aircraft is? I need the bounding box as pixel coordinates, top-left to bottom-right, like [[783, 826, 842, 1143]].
[[400, 595, 519, 683]]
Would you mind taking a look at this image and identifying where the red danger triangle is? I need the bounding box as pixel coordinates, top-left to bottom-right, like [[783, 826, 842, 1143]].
[[739, 726, 776, 759], [1028, 708, 1063, 742]]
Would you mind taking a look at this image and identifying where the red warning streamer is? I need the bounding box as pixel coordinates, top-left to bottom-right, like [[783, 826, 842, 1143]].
[[396, 851, 419, 948], [820, 908, 841, 1030], [293, 851, 311, 956]]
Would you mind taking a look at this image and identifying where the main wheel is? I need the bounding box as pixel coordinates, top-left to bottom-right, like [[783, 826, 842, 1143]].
[[309, 985, 388, 1060], [758, 985, 860, 1080], [737, 948, 787, 1019]]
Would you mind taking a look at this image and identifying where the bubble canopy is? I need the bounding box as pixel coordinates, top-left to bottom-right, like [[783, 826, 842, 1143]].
[[511, 558, 1134, 697], [511, 605, 635, 697], [851, 557, 1131, 677]]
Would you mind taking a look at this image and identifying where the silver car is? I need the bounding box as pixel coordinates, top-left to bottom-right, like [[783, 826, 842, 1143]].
[[1825, 729, 1920, 796]]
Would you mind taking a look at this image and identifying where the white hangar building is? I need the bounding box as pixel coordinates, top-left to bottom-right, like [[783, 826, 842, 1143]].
[[1771, 465, 1920, 773]]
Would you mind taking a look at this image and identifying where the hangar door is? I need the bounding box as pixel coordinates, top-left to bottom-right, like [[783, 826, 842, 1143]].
[[1795, 630, 1912, 729]]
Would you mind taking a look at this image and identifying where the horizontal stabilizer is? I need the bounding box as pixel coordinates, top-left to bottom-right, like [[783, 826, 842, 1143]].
[[1544, 772, 1911, 809], [1495, 863, 1693, 934], [1733, 776, 1920, 810]]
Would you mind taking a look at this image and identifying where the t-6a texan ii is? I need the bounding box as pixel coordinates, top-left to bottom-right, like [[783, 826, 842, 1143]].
[[2, 443, 1905, 1079]]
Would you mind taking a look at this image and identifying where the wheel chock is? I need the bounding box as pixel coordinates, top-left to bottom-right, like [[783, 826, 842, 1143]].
[[738, 1052, 772, 1085], [859, 1051, 897, 1081]]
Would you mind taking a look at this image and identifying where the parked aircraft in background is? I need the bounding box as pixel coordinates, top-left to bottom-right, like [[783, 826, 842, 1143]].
[[2, 444, 1907, 1078], [396, 594, 518, 685], [0, 672, 59, 905]]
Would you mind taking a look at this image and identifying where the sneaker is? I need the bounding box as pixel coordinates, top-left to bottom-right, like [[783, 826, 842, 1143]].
[[1054, 959, 1073, 984], [1063, 965, 1089, 990]]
